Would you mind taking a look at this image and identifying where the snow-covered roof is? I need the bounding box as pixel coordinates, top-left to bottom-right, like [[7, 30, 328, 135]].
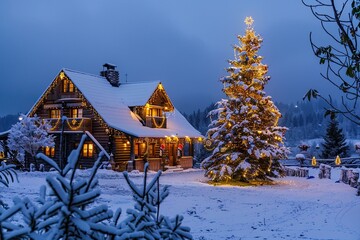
[[50, 69, 202, 138], [65, 69, 160, 107]]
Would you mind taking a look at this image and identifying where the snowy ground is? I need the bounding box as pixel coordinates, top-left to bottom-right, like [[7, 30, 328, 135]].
[[1, 168, 359, 240]]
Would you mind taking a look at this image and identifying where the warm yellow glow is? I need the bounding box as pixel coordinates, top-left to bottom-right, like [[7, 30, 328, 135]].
[[126, 141, 130, 145], [198, 137, 203, 142], [158, 84, 163, 90], [245, 16, 254, 27], [257, 130, 262, 134], [274, 135, 281, 141], [60, 72, 65, 80], [311, 156, 317, 166], [145, 103, 150, 109], [89, 144, 93, 156], [152, 116, 166, 128], [66, 118, 84, 131], [335, 155, 341, 165], [83, 144, 88, 156]]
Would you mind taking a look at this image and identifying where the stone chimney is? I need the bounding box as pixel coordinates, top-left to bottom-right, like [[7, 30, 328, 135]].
[[100, 63, 120, 87]]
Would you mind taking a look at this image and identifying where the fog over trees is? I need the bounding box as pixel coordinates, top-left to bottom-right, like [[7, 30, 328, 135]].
[[183, 100, 360, 147]]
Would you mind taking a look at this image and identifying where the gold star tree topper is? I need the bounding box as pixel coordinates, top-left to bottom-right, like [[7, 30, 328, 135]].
[[244, 16, 254, 27]]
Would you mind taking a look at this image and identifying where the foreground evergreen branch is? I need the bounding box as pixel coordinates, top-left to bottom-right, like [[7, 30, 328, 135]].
[[0, 162, 18, 188], [0, 134, 192, 239]]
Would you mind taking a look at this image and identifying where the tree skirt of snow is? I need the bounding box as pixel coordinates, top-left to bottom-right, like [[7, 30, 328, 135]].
[[1, 168, 359, 240]]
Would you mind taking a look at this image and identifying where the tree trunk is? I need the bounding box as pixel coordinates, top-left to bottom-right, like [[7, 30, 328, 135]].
[[32, 155, 37, 171]]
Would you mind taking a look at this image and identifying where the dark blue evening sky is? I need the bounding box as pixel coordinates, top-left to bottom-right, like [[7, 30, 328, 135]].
[[0, 0, 337, 116]]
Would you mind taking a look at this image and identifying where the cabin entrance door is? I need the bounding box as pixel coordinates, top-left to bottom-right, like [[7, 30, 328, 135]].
[[168, 143, 177, 166]]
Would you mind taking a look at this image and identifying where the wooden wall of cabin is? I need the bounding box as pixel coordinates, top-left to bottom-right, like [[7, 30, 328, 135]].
[[131, 138, 194, 171], [113, 135, 131, 171], [25, 129, 111, 171], [28, 75, 112, 169], [131, 138, 194, 159]]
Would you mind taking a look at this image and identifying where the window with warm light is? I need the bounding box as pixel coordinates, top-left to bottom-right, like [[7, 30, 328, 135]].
[[63, 79, 75, 93], [44, 146, 55, 157], [71, 108, 83, 118], [134, 143, 147, 158], [50, 109, 61, 119], [0, 152, 4, 159], [150, 108, 161, 117], [83, 143, 94, 157]]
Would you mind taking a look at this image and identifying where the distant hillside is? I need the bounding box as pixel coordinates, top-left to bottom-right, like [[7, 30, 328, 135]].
[[183, 100, 360, 146], [0, 115, 18, 132]]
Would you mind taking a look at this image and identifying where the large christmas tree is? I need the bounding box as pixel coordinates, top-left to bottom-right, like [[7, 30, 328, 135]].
[[202, 17, 288, 182], [321, 117, 349, 159]]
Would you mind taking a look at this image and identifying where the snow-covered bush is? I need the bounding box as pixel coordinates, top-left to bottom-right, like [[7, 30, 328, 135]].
[[7, 114, 54, 170], [0, 134, 193, 239], [29, 163, 36, 172]]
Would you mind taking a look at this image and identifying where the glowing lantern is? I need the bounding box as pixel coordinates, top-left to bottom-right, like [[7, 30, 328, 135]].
[[311, 156, 317, 166], [335, 155, 341, 166]]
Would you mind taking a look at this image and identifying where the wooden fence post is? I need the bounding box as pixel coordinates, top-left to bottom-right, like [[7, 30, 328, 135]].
[[318, 164, 331, 179]]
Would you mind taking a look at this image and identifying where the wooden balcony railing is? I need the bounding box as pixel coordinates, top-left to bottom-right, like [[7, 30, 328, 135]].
[[145, 116, 167, 128], [45, 118, 92, 132]]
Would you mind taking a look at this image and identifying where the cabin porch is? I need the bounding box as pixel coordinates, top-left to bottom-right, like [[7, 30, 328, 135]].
[[112, 136, 198, 172]]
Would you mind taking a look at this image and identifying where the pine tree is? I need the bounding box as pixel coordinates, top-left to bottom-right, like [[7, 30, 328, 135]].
[[201, 17, 288, 182], [321, 117, 349, 159]]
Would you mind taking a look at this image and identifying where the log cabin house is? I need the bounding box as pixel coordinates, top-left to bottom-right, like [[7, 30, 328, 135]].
[[14, 63, 202, 171]]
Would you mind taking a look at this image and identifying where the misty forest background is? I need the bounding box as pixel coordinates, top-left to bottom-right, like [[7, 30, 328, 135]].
[[1, 99, 360, 157]]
